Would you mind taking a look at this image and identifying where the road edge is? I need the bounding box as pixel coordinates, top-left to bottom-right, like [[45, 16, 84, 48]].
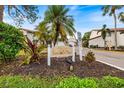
[[97, 60, 124, 71]]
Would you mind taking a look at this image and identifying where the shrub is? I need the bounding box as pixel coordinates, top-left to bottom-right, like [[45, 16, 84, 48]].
[[97, 76, 124, 88], [90, 45, 98, 48], [56, 77, 81, 88], [21, 36, 46, 65], [80, 78, 98, 88], [84, 51, 96, 62], [0, 76, 123, 88], [118, 46, 124, 50], [0, 75, 45, 88], [0, 75, 62, 88], [56, 77, 98, 88], [0, 22, 23, 62]]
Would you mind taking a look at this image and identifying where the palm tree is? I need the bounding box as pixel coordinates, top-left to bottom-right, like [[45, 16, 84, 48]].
[[119, 12, 124, 23], [102, 5, 124, 50], [97, 24, 111, 49], [0, 5, 39, 26], [44, 5, 76, 46], [35, 21, 55, 46]]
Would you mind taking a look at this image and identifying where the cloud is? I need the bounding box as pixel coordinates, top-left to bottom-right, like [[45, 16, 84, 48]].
[[70, 6, 79, 11]]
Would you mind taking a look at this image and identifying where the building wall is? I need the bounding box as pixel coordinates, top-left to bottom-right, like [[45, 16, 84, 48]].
[[106, 32, 124, 47], [105, 32, 115, 47], [89, 30, 101, 39], [55, 37, 77, 47], [117, 32, 124, 46], [89, 31, 124, 48], [89, 36, 104, 47], [21, 28, 78, 47], [55, 41, 65, 46], [21, 29, 34, 42]]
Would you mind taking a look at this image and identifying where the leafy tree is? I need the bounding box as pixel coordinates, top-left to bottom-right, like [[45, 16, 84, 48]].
[[0, 5, 39, 26], [82, 32, 91, 47], [0, 22, 24, 62], [44, 5, 76, 46], [102, 5, 124, 50], [97, 24, 111, 48]]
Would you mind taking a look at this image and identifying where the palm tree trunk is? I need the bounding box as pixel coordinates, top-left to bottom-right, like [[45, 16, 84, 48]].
[[113, 13, 117, 50], [0, 5, 4, 22], [104, 40, 106, 49], [54, 23, 60, 46]]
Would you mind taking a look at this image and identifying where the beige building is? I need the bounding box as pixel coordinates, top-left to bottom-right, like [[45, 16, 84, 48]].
[[20, 28, 77, 46], [89, 28, 124, 48], [20, 28, 35, 42]]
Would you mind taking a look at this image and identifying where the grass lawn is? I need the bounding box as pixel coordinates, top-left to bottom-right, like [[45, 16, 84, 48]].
[[0, 75, 123, 88]]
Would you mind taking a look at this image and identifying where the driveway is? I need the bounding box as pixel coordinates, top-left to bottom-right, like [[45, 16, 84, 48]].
[[82, 48, 124, 71]]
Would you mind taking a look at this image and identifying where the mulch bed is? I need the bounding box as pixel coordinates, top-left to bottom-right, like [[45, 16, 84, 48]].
[[0, 56, 124, 78]]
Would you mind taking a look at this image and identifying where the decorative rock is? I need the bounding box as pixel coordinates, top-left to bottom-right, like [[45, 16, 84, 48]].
[[70, 65, 74, 71]]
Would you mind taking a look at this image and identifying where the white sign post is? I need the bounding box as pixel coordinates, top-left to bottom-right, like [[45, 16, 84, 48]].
[[79, 42, 83, 61], [72, 43, 75, 62], [47, 44, 51, 66], [77, 32, 83, 61]]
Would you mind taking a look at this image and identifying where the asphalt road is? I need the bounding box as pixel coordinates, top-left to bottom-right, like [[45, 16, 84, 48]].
[[82, 48, 124, 71]]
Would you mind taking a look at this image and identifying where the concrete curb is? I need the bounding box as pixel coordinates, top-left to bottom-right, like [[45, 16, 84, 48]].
[[97, 59, 124, 71]]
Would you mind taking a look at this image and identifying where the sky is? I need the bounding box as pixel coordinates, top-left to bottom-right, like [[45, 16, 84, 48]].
[[3, 5, 124, 36]]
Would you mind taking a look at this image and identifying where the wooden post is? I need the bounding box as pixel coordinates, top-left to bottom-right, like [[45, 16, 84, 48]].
[[47, 44, 51, 66]]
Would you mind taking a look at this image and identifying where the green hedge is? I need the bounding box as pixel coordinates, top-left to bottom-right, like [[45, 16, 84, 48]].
[[0, 76, 123, 88], [0, 75, 61, 88], [97, 76, 124, 88], [56, 77, 98, 88], [118, 46, 124, 50], [0, 22, 24, 62], [90, 45, 98, 48]]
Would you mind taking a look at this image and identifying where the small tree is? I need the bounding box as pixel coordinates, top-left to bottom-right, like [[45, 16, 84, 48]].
[[84, 51, 95, 63], [21, 36, 46, 65], [82, 32, 91, 47], [0, 22, 23, 62]]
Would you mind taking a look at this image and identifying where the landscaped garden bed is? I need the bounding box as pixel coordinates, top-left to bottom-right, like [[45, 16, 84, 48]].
[[0, 56, 123, 78]]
